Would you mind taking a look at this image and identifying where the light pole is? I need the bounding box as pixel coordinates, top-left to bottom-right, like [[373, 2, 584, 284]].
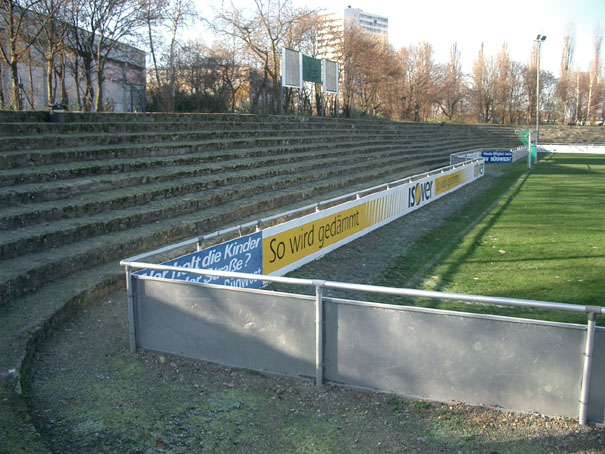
[[535, 34, 546, 163]]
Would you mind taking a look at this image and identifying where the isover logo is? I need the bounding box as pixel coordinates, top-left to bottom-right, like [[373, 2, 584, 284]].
[[474, 161, 485, 177], [408, 180, 433, 208]]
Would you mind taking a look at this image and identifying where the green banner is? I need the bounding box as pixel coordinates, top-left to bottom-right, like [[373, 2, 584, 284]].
[[515, 130, 530, 147], [302, 55, 322, 83]]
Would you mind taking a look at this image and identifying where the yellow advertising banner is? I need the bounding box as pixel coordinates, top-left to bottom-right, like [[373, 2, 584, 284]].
[[263, 204, 368, 274], [435, 171, 463, 196], [262, 188, 408, 275], [262, 160, 483, 276]]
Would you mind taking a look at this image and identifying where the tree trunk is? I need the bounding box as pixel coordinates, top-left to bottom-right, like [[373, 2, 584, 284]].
[[84, 66, 94, 111], [168, 30, 177, 112], [94, 46, 105, 111], [73, 56, 83, 110], [95, 66, 104, 112], [58, 54, 68, 106], [10, 59, 22, 110], [27, 50, 35, 109], [46, 58, 55, 105], [147, 17, 162, 100], [0, 63, 5, 108]]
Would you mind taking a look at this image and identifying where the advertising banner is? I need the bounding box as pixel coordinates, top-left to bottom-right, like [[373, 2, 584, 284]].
[[303, 55, 322, 83], [134, 161, 484, 287], [135, 232, 263, 289], [323, 60, 339, 94], [262, 161, 484, 276], [282, 48, 302, 88], [481, 150, 513, 163]]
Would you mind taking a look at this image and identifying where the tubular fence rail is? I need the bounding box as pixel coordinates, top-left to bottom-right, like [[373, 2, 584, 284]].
[[121, 153, 604, 425], [120, 261, 604, 426], [124, 159, 481, 263], [449, 147, 528, 165]]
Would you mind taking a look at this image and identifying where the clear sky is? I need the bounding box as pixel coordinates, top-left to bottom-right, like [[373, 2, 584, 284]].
[[296, 0, 604, 76]]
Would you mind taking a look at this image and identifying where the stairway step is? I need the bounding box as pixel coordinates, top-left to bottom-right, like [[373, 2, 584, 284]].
[[0, 152, 445, 259], [0, 133, 406, 168], [0, 156, 441, 303], [0, 142, 415, 212]]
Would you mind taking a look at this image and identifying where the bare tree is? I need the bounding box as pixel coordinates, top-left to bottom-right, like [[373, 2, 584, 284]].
[[555, 27, 575, 123], [207, 38, 249, 112], [470, 43, 497, 122], [576, 70, 592, 123], [31, 0, 69, 106], [437, 43, 465, 121], [493, 43, 512, 124], [0, 0, 56, 109], [68, 0, 146, 111], [163, 0, 197, 111], [141, 0, 166, 107], [525, 42, 544, 125], [540, 70, 557, 124], [216, 0, 313, 113], [586, 25, 603, 124], [342, 24, 396, 117], [506, 61, 526, 124], [409, 42, 436, 122]]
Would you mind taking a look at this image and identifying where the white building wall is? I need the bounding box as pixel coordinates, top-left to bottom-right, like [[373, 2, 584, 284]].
[[0, 34, 145, 112], [344, 6, 388, 38]]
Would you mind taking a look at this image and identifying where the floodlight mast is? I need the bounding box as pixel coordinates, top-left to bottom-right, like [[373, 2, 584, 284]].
[[535, 34, 546, 164]]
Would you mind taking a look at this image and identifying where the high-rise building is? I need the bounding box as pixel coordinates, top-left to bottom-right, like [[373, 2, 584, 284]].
[[315, 13, 344, 62], [343, 6, 388, 39], [315, 7, 389, 62]]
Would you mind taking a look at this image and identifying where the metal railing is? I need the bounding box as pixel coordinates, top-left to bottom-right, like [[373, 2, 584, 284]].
[[124, 159, 482, 265], [450, 147, 527, 165], [120, 261, 603, 425]]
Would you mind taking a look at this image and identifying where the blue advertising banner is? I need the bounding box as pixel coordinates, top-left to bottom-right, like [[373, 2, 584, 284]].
[[136, 232, 263, 289], [481, 151, 513, 163]]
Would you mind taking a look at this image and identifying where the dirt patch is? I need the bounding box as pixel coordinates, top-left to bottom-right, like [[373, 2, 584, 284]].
[[24, 168, 605, 453]]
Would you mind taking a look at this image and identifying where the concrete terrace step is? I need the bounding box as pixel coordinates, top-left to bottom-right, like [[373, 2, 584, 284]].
[[0, 123, 402, 152], [0, 150, 447, 260], [1, 134, 516, 178], [0, 121, 488, 154], [0, 117, 366, 135], [0, 143, 412, 211], [0, 133, 407, 168], [0, 127, 519, 173], [539, 126, 605, 144], [0, 155, 440, 303], [0, 134, 503, 209], [0, 117, 520, 145], [1, 137, 398, 188], [0, 112, 421, 134]]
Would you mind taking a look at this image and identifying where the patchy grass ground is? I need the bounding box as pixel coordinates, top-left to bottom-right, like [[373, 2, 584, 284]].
[[23, 159, 605, 453], [381, 154, 605, 326], [24, 291, 605, 453]]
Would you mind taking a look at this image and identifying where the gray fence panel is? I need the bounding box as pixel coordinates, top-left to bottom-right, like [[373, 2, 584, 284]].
[[133, 277, 316, 378], [130, 277, 604, 423], [589, 329, 605, 422], [323, 301, 591, 418]]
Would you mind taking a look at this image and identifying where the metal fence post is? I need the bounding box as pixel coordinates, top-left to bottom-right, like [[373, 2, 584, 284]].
[[528, 132, 532, 170], [125, 265, 137, 353], [314, 280, 325, 386], [579, 310, 597, 425]]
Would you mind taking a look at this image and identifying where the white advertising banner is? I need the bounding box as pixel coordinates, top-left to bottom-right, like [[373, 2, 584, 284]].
[[323, 59, 339, 94], [262, 160, 485, 276], [282, 48, 302, 88]]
